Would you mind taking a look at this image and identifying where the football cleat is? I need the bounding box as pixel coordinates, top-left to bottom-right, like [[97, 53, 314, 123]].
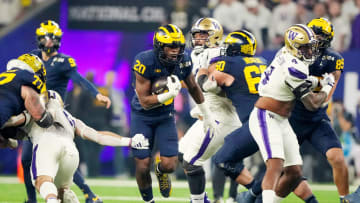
[[155, 159, 172, 198], [342, 186, 360, 203], [85, 194, 103, 203], [236, 191, 256, 203]]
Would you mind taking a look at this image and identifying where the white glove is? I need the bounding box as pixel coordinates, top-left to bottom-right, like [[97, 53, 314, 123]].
[[157, 75, 182, 104], [320, 73, 335, 88], [131, 134, 149, 149], [203, 75, 221, 93], [197, 103, 218, 135], [320, 73, 335, 96], [306, 75, 319, 90]]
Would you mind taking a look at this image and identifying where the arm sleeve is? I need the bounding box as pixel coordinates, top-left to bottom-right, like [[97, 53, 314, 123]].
[[69, 70, 99, 97], [75, 118, 130, 146]]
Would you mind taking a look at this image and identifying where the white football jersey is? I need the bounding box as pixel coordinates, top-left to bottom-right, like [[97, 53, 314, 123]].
[[259, 47, 309, 101], [190, 47, 240, 123], [24, 91, 76, 144]]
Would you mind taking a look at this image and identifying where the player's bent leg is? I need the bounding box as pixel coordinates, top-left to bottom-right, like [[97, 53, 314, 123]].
[[293, 180, 319, 203], [261, 158, 284, 202], [135, 157, 154, 202], [183, 161, 209, 203], [35, 175, 58, 202], [275, 165, 302, 198], [326, 147, 349, 196], [22, 140, 37, 203], [155, 156, 177, 198]]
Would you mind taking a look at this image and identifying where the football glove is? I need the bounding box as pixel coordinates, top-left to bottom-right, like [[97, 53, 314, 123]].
[[306, 75, 319, 90], [320, 73, 335, 96], [197, 102, 218, 135], [202, 75, 221, 93], [131, 134, 149, 149], [157, 75, 181, 104]]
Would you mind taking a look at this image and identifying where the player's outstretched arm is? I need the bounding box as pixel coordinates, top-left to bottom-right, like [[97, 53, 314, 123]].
[[21, 86, 53, 128], [75, 118, 149, 149], [70, 71, 112, 108]]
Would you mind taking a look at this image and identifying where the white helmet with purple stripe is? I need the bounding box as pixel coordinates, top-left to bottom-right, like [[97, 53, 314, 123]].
[[284, 24, 318, 64]]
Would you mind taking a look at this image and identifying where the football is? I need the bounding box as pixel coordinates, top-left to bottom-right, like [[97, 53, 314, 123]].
[[151, 76, 168, 95]]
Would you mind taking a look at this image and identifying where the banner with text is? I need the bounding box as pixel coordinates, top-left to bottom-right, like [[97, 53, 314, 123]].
[[67, 0, 168, 31]]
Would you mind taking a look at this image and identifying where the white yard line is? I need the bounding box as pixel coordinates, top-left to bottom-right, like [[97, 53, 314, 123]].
[[0, 176, 358, 191]]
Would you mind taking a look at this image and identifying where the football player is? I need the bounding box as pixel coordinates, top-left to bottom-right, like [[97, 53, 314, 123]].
[[22, 20, 111, 203], [0, 53, 52, 140], [131, 24, 215, 203], [287, 18, 360, 203], [178, 18, 241, 203], [247, 24, 335, 203], [4, 90, 149, 203]]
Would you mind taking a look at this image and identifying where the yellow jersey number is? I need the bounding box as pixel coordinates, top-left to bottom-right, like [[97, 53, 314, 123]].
[[68, 58, 77, 68], [0, 72, 16, 85], [134, 60, 146, 75], [243, 64, 267, 94], [336, 59, 344, 70]]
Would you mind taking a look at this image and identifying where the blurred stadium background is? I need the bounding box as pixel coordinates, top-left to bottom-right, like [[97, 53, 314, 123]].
[[1, 0, 360, 202]]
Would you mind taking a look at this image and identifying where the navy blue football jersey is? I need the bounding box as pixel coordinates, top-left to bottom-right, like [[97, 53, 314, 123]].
[[30, 49, 98, 99], [0, 69, 45, 127], [212, 55, 267, 123], [291, 48, 344, 122], [131, 50, 192, 116]]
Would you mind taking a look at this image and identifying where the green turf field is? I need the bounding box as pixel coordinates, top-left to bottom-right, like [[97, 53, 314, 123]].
[[0, 176, 354, 203]]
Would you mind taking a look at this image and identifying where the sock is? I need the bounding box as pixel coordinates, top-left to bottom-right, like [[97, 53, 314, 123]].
[[187, 171, 206, 195], [262, 190, 275, 203], [212, 165, 226, 200], [229, 179, 238, 199], [245, 180, 255, 190], [251, 179, 263, 196], [39, 182, 58, 200], [274, 194, 284, 203], [140, 187, 154, 202], [305, 195, 319, 203], [191, 192, 205, 203], [47, 197, 59, 203], [73, 169, 94, 197]]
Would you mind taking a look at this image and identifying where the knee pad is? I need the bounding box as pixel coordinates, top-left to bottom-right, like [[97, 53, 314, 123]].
[[216, 161, 245, 180], [39, 181, 58, 200], [63, 189, 80, 203], [183, 161, 204, 176]]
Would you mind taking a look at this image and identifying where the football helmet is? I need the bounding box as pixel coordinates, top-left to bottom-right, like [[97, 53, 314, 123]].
[[36, 20, 63, 54], [223, 30, 257, 56], [284, 24, 318, 64], [18, 53, 47, 83], [153, 24, 185, 69], [190, 17, 223, 48], [307, 17, 334, 49]]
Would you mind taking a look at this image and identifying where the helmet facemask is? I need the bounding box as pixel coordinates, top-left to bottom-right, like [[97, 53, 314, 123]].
[[37, 34, 61, 54], [190, 18, 223, 49]]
